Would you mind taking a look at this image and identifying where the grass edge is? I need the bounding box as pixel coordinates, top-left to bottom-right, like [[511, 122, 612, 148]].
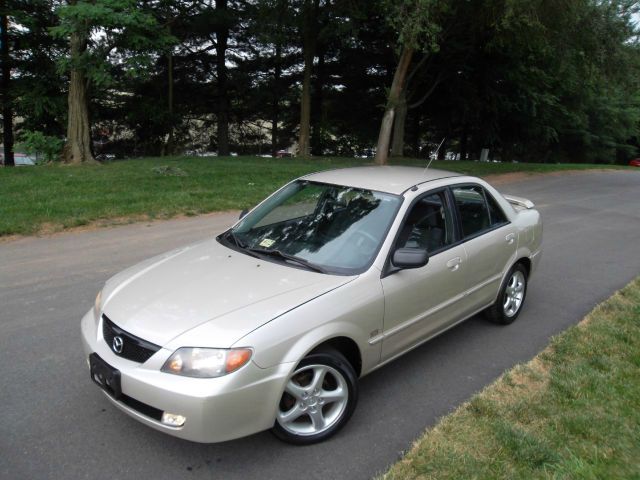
[[379, 276, 640, 479]]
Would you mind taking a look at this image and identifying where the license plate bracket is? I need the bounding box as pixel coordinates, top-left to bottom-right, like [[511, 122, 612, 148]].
[[89, 353, 122, 400]]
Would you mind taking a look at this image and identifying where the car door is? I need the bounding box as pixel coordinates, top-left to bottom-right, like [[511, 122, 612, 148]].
[[379, 189, 471, 362], [450, 184, 517, 310]]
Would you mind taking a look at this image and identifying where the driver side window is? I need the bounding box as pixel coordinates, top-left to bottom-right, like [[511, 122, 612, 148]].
[[397, 191, 454, 253]]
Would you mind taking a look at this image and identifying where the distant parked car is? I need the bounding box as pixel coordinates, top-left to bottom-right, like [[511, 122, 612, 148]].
[[95, 153, 116, 162], [82, 166, 542, 445], [356, 148, 375, 158], [0, 152, 37, 166], [276, 149, 293, 158], [629, 158, 640, 167]]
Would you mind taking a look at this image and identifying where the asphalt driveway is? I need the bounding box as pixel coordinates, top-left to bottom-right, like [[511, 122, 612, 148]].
[[1, 170, 639, 480]]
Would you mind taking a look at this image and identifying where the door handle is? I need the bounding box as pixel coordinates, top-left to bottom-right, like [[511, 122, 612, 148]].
[[446, 257, 462, 271], [505, 233, 515, 245]]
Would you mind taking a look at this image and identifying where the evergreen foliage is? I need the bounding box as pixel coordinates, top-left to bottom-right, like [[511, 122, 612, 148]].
[[1, 0, 639, 164]]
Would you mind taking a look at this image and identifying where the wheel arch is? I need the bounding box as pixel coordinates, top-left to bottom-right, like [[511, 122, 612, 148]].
[[308, 336, 362, 378], [516, 256, 531, 277], [493, 254, 532, 305]]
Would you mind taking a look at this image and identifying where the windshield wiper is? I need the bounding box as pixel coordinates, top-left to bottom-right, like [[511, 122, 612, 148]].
[[246, 248, 328, 274], [223, 233, 326, 273], [222, 230, 263, 258], [224, 230, 246, 248]]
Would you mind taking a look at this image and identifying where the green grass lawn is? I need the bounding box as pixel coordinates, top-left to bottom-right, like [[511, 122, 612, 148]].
[[0, 155, 631, 236], [382, 277, 640, 480]]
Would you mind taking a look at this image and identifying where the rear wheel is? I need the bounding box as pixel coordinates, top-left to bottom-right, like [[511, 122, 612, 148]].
[[272, 349, 358, 445], [485, 263, 528, 325]]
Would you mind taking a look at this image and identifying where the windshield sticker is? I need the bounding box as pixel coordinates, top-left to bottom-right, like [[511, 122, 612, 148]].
[[259, 238, 275, 248]]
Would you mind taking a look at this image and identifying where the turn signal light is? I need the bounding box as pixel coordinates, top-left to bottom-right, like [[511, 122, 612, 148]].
[[226, 348, 252, 373]]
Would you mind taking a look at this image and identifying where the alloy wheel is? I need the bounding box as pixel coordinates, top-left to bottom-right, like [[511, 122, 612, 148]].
[[277, 364, 349, 436], [503, 270, 526, 317]]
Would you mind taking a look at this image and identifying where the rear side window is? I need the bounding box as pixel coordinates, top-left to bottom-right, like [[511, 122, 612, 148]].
[[452, 185, 491, 238], [485, 191, 508, 226]]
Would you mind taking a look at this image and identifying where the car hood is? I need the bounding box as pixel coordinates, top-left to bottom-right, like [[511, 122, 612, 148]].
[[101, 239, 355, 348]]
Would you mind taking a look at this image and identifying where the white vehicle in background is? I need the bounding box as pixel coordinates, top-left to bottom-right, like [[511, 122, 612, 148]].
[[0, 152, 37, 166]]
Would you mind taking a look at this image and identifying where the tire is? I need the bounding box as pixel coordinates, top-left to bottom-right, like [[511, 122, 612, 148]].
[[271, 349, 358, 445], [485, 263, 528, 325]]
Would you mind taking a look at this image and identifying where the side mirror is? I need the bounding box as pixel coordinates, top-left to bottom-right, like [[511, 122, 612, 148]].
[[239, 209, 249, 220], [392, 248, 429, 269]]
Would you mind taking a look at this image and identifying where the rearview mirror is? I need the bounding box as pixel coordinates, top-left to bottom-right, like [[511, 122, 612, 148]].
[[392, 248, 429, 269]]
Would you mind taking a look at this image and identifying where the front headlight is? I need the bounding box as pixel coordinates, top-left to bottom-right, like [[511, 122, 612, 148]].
[[94, 290, 103, 317], [161, 347, 253, 378]]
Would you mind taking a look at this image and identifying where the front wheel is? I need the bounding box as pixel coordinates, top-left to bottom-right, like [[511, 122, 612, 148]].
[[485, 263, 528, 325], [272, 349, 358, 445]]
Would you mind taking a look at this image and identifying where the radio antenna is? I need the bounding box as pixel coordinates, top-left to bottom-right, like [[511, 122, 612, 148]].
[[424, 137, 446, 175]]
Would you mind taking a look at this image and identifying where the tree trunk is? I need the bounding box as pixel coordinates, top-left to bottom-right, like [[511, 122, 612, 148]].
[[437, 137, 447, 160], [63, 30, 94, 164], [390, 90, 407, 157], [271, 36, 282, 155], [459, 124, 468, 161], [298, 48, 312, 158], [310, 46, 325, 156], [410, 111, 421, 156], [216, 0, 230, 156], [298, 0, 318, 159], [1, 12, 14, 166], [164, 28, 174, 156], [375, 47, 414, 165]]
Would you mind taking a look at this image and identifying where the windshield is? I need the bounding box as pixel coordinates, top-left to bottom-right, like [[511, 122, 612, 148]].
[[225, 180, 402, 274]]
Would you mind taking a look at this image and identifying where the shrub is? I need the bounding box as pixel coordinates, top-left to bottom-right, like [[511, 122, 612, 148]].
[[18, 130, 65, 164]]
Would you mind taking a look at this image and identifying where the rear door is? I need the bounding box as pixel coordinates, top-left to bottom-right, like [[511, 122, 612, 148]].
[[450, 184, 517, 310]]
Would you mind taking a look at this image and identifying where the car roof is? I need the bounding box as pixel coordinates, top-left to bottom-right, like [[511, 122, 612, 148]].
[[301, 166, 463, 195]]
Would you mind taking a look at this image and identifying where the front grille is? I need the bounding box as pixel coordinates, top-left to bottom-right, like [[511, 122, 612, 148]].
[[102, 315, 161, 363]]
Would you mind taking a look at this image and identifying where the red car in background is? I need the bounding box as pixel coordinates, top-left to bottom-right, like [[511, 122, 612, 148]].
[[275, 149, 293, 158], [629, 158, 640, 167]]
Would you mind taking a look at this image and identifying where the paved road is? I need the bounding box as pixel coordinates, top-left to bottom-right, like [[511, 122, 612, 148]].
[[1, 171, 639, 480]]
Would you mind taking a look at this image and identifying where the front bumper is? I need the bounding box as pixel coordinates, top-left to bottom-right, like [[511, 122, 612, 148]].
[[81, 309, 293, 443]]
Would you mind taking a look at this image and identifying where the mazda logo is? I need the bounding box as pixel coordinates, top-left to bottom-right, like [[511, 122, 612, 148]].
[[112, 336, 124, 354]]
